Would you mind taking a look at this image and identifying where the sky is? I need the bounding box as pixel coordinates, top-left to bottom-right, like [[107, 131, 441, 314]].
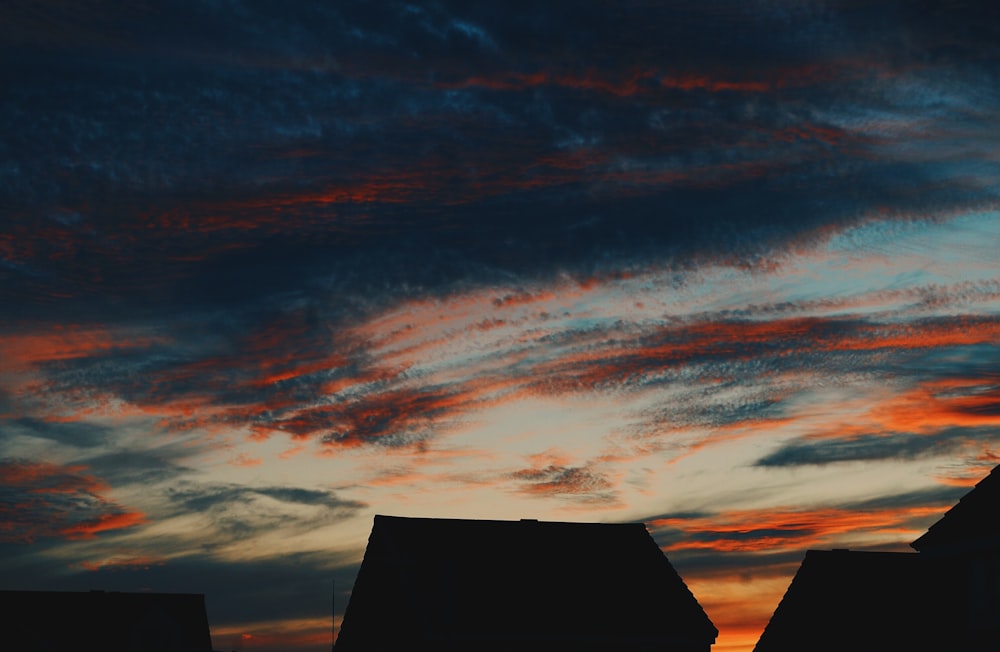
[[2, 1, 1000, 650]]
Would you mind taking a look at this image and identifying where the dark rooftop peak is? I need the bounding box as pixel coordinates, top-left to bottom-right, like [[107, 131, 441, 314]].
[[0, 590, 213, 652], [338, 514, 717, 651], [373, 513, 643, 526], [754, 548, 961, 652], [910, 463, 1000, 553]]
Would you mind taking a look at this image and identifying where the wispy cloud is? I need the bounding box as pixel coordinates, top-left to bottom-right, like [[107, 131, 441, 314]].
[[0, 458, 145, 543], [165, 482, 365, 543], [650, 485, 965, 555], [509, 449, 619, 505], [10, 215, 1000, 475]]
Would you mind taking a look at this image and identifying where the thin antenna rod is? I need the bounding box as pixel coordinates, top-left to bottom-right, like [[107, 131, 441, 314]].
[[331, 577, 336, 652]]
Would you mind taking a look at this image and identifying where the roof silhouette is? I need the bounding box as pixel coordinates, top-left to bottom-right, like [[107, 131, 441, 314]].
[[755, 463, 1000, 651], [336, 515, 717, 651], [911, 463, 1000, 554], [0, 589, 213, 652], [751, 550, 961, 652]]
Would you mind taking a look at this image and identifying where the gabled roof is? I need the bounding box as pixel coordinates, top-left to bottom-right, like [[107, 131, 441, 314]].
[[0, 590, 214, 652], [911, 463, 1000, 554], [336, 515, 717, 651], [753, 550, 962, 652]]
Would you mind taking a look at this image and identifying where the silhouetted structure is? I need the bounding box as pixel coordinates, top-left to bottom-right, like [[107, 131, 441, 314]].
[[0, 589, 214, 652], [335, 515, 717, 651], [751, 549, 964, 650], [754, 464, 1000, 651], [911, 463, 1000, 556]]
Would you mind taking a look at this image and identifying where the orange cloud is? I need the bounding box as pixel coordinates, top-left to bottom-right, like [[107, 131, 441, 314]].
[[0, 460, 104, 494], [653, 503, 942, 554], [0, 325, 165, 373], [79, 554, 166, 571], [800, 375, 1000, 444], [0, 460, 146, 543], [59, 510, 147, 540], [444, 67, 773, 97], [231, 453, 264, 467]]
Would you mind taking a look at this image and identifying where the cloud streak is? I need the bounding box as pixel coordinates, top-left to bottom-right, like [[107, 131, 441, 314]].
[[0, 459, 145, 543]]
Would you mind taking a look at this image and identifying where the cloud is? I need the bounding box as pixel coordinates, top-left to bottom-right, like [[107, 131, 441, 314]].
[[646, 483, 967, 561], [79, 446, 199, 487], [0, 325, 166, 374], [502, 448, 619, 505], [650, 504, 937, 554], [1, 417, 110, 448], [754, 426, 999, 467], [843, 485, 968, 513], [301, 386, 467, 447], [511, 464, 617, 503], [0, 458, 145, 543], [12, 261, 999, 473], [58, 511, 147, 540], [166, 482, 365, 541], [5, 0, 999, 327]]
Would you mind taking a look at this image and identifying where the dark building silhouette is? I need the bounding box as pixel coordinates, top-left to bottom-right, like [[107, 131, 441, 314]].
[[754, 464, 1000, 651], [0, 589, 214, 652], [911, 463, 1000, 556], [751, 549, 964, 650], [335, 515, 717, 651]]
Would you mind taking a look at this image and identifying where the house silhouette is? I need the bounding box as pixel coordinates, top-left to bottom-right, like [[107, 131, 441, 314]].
[[754, 464, 1000, 651], [335, 515, 718, 651], [0, 589, 214, 652]]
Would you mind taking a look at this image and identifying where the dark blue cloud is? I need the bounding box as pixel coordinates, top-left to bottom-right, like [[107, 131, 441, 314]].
[[3, 0, 998, 326], [166, 482, 366, 542], [168, 483, 364, 514], [753, 428, 996, 467], [2, 417, 110, 448], [80, 447, 199, 486], [844, 485, 969, 512]]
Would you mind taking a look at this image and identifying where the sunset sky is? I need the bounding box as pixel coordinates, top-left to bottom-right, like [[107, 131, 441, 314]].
[[3, 2, 1000, 651]]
